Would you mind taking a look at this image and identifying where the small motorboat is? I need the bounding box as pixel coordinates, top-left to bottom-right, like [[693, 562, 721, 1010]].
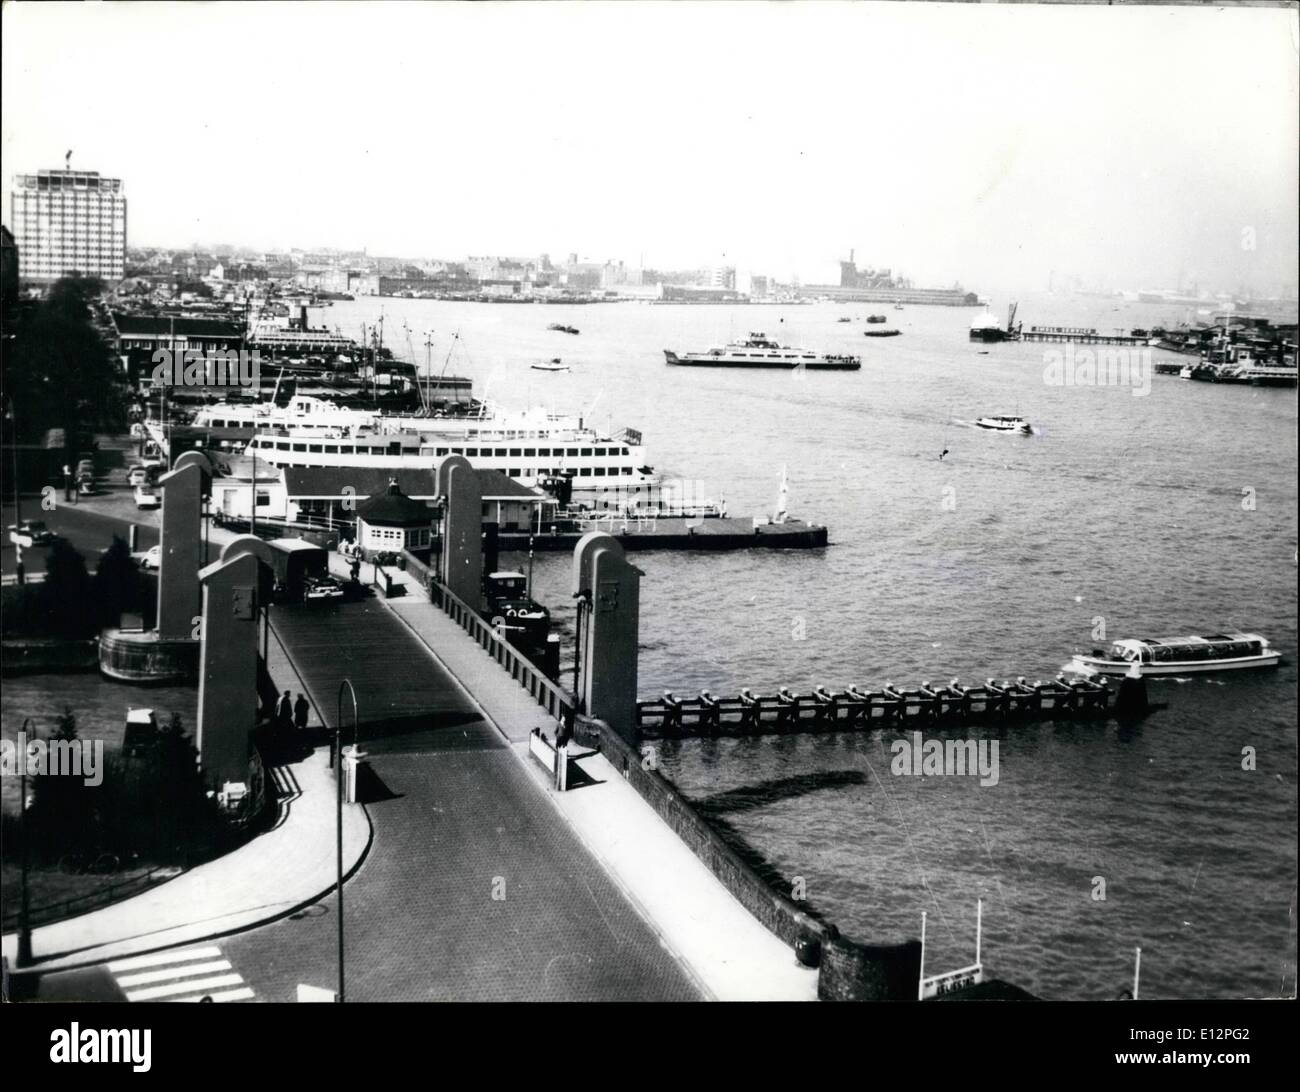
[[547, 323, 580, 335], [837, 316, 853, 323], [975, 415, 1032, 433], [866, 314, 888, 324], [531, 358, 570, 372]]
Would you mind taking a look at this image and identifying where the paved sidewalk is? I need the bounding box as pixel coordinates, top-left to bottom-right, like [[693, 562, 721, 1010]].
[[1, 748, 370, 974], [383, 585, 817, 1001]]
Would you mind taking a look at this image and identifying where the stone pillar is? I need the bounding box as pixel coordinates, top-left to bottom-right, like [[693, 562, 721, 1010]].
[[196, 536, 273, 788], [435, 455, 482, 607], [573, 532, 642, 744], [156, 461, 204, 639]]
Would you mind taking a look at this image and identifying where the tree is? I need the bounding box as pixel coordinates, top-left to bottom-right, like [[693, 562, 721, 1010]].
[[1, 274, 127, 452], [36, 538, 95, 637], [29, 707, 101, 863], [93, 535, 144, 627]]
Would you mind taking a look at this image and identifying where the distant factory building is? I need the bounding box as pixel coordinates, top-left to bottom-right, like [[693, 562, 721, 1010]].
[[10, 167, 127, 284]]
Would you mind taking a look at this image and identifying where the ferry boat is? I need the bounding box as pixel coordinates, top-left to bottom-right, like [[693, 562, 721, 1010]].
[[238, 403, 654, 495], [664, 333, 861, 370], [863, 328, 901, 338], [1067, 633, 1280, 677], [975, 415, 1032, 433]]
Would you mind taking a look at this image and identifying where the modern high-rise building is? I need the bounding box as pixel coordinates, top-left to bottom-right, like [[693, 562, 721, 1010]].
[[10, 168, 127, 283]]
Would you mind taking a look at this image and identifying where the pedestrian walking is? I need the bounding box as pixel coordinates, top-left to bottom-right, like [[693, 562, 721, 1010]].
[[276, 690, 293, 734], [294, 692, 309, 734]]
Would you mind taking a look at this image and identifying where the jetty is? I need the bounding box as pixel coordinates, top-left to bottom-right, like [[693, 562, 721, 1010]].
[[1018, 326, 1149, 346]]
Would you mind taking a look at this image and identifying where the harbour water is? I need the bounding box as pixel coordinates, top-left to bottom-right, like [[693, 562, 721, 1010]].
[[328, 294, 1297, 1000]]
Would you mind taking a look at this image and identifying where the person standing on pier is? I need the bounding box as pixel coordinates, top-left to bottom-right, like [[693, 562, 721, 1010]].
[[294, 692, 309, 736], [276, 690, 293, 735]]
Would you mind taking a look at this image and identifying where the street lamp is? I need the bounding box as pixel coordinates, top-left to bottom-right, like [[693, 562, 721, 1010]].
[[335, 678, 358, 1003], [17, 717, 35, 967], [6, 396, 21, 528]]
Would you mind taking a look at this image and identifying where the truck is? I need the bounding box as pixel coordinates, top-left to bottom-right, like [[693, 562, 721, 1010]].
[[265, 538, 341, 604]]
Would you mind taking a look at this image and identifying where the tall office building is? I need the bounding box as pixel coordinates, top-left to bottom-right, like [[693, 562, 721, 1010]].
[[10, 168, 127, 283]]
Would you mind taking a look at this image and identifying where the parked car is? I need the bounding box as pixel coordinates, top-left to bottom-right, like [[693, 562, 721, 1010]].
[[136, 545, 162, 570], [127, 466, 151, 487], [303, 576, 345, 602], [7, 520, 56, 548], [134, 486, 161, 510]]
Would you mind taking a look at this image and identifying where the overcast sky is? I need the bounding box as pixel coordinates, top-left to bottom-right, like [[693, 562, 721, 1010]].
[[3, 2, 1297, 295]]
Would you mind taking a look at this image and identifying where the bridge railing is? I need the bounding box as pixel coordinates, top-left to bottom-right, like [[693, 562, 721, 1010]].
[[637, 677, 1111, 738], [429, 577, 576, 728]]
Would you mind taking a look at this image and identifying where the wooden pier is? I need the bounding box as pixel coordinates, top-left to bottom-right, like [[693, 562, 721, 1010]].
[[637, 677, 1113, 738]]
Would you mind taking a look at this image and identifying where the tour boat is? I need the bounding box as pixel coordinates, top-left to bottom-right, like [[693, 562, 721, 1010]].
[[975, 415, 1032, 433], [1067, 633, 1280, 677], [664, 332, 860, 370]]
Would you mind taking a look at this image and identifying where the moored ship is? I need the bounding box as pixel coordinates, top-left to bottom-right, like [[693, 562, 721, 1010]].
[[664, 332, 860, 370]]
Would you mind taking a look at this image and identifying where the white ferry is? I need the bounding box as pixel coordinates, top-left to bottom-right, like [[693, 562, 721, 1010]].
[[239, 405, 653, 495], [193, 395, 381, 433], [975, 415, 1032, 433], [1067, 633, 1280, 677], [664, 333, 861, 370]]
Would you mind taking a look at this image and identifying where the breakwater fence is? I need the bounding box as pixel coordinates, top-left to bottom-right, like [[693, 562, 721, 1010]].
[[637, 675, 1112, 738], [573, 713, 926, 1000]]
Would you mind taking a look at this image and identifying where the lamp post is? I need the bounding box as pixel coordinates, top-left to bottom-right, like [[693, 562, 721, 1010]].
[[17, 717, 35, 967], [335, 678, 358, 1003], [6, 396, 21, 528]]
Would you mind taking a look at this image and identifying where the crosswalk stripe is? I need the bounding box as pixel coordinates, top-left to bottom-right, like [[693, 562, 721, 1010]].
[[176, 987, 255, 1003], [125, 973, 244, 1002], [115, 960, 232, 988], [108, 946, 223, 973]]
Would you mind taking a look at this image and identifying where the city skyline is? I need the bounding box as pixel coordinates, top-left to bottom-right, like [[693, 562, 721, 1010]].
[[3, 2, 1298, 298]]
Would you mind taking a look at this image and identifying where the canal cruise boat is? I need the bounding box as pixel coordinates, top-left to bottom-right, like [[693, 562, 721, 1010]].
[[1067, 633, 1280, 677]]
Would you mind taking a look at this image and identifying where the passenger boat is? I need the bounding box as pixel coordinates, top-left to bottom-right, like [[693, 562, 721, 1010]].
[[664, 332, 860, 370], [975, 415, 1032, 433], [866, 314, 888, 324], [863, 328, 901, 338], [1067, 633, 1280, 677], [238, 402, 654, 495]]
